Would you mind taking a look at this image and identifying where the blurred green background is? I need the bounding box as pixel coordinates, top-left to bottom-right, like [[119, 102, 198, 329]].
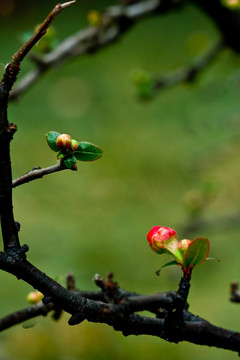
[[1, 0, 240, 359]]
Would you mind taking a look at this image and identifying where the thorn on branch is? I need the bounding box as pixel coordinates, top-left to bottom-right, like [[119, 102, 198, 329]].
[[230, 282, 240, 303], [67, 272, 76, 291], [14, 221, 21, 232], [94, 273, 126, 304], [61, 1, 77, 10], [6, 123, 17, 139]]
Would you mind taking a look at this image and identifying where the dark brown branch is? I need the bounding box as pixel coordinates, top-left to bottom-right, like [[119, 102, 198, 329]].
[[0, 258, 240, 353], [12, 163, 68, 188], [0, 303, 55, 332], [0, 290, 176, 332], [10, 1, 76, 68], [0, 2, 75, 251]]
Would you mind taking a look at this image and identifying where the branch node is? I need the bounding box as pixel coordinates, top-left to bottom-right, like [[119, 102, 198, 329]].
[[4, 244, 29, 264], [15, 221, 21, 232], [42, 296, 53, 305], [7, 123, 17, 138]]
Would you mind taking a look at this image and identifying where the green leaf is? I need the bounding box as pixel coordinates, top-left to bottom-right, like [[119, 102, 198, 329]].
[[155, 260, 179, 276], [183, 237, 209, 269], [46, 131, 61, 152], [74, 141, 103, 161], [62, 155, 77, 169]]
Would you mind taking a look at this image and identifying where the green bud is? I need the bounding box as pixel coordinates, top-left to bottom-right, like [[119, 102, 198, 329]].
[[62, 155, 77, 169], [27, 291, 44, 304]]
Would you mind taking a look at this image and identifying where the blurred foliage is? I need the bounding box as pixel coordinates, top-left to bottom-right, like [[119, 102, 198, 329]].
[[221, 0, 240, 10], [21, 25, 58, 54], [0, 0, 240, 359]]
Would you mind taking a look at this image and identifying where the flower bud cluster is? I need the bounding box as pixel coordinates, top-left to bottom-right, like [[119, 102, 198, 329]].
[[56, 134, 79, 153], [46, 130, 103, 169]]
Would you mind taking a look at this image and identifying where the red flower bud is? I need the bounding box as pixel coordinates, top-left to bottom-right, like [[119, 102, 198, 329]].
[[56, 134, 72, 151], [147, 226, 177, 253], [147, 226, 183, 263]]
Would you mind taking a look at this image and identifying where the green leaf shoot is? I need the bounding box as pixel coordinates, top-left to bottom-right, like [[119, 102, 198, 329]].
[[46, 131, 61, 152], [155, 260, 179, 276], [62, 155, 77, 169], [183, 237, 209, 269], [75, 141, 103, 161]]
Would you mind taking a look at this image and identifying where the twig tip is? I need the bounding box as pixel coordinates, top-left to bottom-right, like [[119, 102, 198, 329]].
[[61, 0, 76, 9]]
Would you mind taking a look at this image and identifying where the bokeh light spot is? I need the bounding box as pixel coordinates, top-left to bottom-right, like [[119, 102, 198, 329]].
[[48, 77, 91, 119]]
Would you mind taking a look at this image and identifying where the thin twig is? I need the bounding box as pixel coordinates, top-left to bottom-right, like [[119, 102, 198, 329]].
[[0, 265, 240, 353], [153, 41, 224, 94], [0, 303, 55, 332], [12, 163, 67, 188], [0, 2, 75, 251]]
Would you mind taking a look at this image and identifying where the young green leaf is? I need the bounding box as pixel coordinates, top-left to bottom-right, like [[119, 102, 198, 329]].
[[155, 260, 179, 276], [57, 151, 65, 160], [46, 131, 61, 152], [62, 155, 77, 169], [183, 237, 209, 269], [75, 141, 103, 161]]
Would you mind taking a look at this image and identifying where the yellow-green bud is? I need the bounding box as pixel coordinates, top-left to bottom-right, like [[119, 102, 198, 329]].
[[71, 139, 79, 151], [27, 291, 44, 304]]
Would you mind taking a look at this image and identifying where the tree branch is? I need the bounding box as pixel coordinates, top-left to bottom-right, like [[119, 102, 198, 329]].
[[153, 41, 224, 95], [9, 0, 240, 101], [10, 0, 183, 100], [1, 1, 240, 355], [12, 162, 69, 188], [0, 302, 55, 332], [0, 2, 75, 251], [0, 260, 239, 353]]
